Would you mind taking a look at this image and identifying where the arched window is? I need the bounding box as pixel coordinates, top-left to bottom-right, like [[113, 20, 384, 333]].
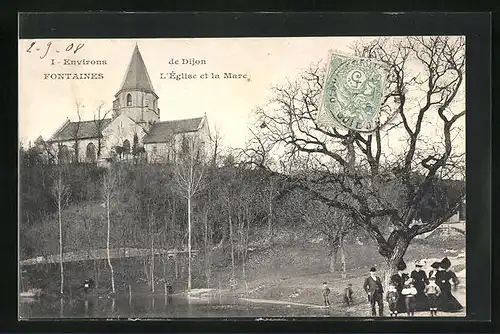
[[58, 145, 69, 164], [123, 139, 131, 155], [126, 93, 132, 106], [86, 142, 97, 163]]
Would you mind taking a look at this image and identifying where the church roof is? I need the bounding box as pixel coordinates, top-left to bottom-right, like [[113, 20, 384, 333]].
[[116, 44, 156, 97], [47, 119, 112, 142], [143, 117, 204, 144]]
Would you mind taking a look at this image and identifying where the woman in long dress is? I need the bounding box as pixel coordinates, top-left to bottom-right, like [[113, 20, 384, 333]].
[[435, 257, 463, 312], [390, 260, 410, 314], [410, 260, 429, 311]]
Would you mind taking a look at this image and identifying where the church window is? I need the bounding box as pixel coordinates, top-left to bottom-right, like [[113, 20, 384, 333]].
[[86, 143, 97, 163], [123, 139, 131, 155], [126, 93, 132, 106]]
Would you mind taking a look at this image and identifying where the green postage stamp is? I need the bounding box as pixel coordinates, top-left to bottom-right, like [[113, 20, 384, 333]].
[[317, 52, 389, 133]]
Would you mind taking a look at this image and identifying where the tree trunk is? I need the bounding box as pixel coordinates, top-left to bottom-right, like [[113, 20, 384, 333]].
[[382, 235, 410, 292], [268, 190, 273, 245], [203, 206, 211, 288], [339, 240, 346, 279], [187, 195, 192, 291], [94, 259, 99, 288], [106, 196, 115, 294], [58, 191, 64, 295], [150, 220, 155, 293], [175, 255, 178, 279], [229, 214, 235, 288], [329, 247, 338, 274], [242, 208, 250, 292]]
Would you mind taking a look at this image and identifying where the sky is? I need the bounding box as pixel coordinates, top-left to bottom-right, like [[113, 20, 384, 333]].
[[18, 37, 374, 148], [19, 37, 465, 156]]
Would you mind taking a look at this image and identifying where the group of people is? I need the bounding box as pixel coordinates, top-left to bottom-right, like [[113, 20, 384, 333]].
[[363, 257, 463, 317]]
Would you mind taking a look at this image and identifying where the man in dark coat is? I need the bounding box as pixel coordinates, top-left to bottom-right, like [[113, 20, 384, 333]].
[[390, 260, 409, 313], [363, 266, 384, 316], [410, 260, 429, 311]]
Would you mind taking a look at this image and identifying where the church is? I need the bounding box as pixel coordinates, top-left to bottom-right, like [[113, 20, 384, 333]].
[[45, 44, 211, 165]]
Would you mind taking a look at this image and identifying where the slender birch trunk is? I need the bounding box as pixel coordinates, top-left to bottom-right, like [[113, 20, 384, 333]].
[[229, 213, 235, 288], [268, 189, 273, 244], [58, 185, 64, 296], [150, 213, 155, 293], [106, 194, 115, 294], [187, 194, 192, 291]]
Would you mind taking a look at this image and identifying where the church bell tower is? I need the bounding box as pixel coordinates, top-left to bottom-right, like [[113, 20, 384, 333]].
[[112, 44, 160, 126]]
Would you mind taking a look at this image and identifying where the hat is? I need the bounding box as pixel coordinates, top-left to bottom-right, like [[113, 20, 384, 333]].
[[415, 259, 424, 267], [396, 260, 407, 271], [370, 267, 377, 272], [323, 282, 327, 284], [440, 257, 451, 270], [431, 261, 440, 269]]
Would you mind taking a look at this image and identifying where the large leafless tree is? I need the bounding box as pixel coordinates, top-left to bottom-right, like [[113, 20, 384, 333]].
[[248, 36, 466, 285]]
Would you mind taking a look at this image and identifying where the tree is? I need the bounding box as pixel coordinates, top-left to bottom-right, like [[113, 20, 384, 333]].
[[174, 135, 206, 290], [305, 201, 354, 276], [102, 166, 119, 294], [249, 36, 466, 287], [92, 102, 111, 160], [50, 167, 71, 295], [70, 100, 84, 163], [209, 125, 223, 167]]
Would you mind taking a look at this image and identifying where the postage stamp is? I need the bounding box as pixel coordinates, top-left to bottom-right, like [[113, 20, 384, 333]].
[[317, 52, 389, 133]]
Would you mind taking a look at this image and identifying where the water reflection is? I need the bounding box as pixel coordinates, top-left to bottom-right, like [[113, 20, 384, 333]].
[[20, 294, 338, 318]]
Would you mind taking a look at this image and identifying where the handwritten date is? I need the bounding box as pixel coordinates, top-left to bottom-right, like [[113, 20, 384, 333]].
[[26, 41, 85, 59]]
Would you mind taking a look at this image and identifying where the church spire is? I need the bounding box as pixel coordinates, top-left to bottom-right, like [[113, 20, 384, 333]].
[[116, 44, 156, 96]]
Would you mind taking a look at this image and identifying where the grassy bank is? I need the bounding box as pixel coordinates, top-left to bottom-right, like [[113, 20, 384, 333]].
[[223, 229, 466, 314], [22, 223, 466, 317]]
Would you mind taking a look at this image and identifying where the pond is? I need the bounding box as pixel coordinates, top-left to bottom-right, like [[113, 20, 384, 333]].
[[19, 294, 342, 319]]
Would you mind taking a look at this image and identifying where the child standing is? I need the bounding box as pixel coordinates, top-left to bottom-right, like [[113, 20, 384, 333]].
[[401, 278, 417, 316], [343, 283, 354, 306], [425, 276, 442, 316], [386, 283, 400, 317], [322, 282, 331, 307]]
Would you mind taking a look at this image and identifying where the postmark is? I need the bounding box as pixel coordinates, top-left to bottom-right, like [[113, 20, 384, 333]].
[[317, 52, 389, 133]]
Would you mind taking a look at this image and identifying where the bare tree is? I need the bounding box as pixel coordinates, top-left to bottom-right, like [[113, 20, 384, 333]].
[[306, 202, 354, 276], [50, 167, 71, 295], [92, 103, 111, 160], [249, 36, 466, 287], [102, 166, 118, 294], [70, 100, 84, 163], [174, 134, 206, 290], [209, 125, 223, 167]]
